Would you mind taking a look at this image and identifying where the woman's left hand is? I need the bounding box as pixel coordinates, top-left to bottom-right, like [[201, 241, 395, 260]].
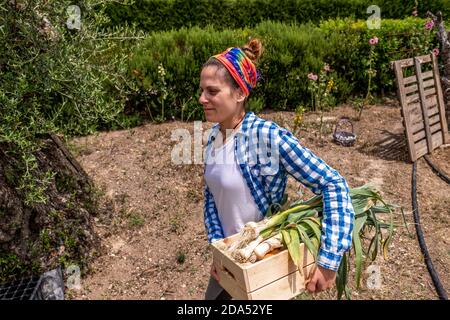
[[306, 265, 336, 293]]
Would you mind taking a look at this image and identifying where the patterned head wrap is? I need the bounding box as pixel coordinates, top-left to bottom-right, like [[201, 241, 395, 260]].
[[212, 47, 259, 96]]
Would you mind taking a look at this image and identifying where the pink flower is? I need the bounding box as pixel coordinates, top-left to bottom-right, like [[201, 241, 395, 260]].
[[433, 48, 440, 56], [307, 73, 318, 81], [412, 10, 418, 17], [425, 20, 434, 30], [323, 64, 331, 72], [369, 37, 379, 45]]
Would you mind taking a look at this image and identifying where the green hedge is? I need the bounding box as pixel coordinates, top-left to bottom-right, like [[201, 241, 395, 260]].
[[104, 0, 450, 32], [129, 18, 439, 120]]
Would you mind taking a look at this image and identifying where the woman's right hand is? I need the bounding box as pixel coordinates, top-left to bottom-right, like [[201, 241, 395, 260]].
[[210, 263, 220, 282]]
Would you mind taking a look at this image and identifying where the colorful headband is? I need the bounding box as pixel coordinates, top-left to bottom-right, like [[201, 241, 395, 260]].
[[212, 47, 259, 96]]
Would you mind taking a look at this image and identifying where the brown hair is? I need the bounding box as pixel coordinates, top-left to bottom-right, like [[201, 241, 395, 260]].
[[202, 38, 263, 93], [241, 38, 263, 63]]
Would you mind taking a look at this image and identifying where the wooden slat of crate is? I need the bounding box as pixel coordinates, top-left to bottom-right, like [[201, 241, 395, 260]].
[[213, 262, 249, 300], [394, 59, 417, 161], [405, 78, 435, 94], [393, 53, 450, 162], [409, 104, 439, 123], [405, 88, 437, 104], [407, 98, 439, 111], [413, 122, 442, 142], [415, 132, 443, 156], [403, 70, 433, 85], [431, 53, 450, 145], [214, 253, 248, 291], [406, 94, 437, 112], [411, 120, 441, 136], [395, 54, 431, 68], [248, 264, 316, 300], [428, 105, 440, 117], [414, 56, 433, 152], [430, 113, 443, 127]]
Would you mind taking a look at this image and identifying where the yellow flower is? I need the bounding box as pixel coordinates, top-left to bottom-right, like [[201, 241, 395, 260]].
[[326, 79, 334, 91]]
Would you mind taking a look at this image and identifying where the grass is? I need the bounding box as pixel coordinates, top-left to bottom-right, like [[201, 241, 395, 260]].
[[127, 212, 145, 228], [0, 254, 28, 283], [176, 250, 186, 264], [66, 137, 92, 158], [169, 214, 184, 233], [169, 217, 180, 232], [40, 228, 52, 251], [186, 189, 201, 202]]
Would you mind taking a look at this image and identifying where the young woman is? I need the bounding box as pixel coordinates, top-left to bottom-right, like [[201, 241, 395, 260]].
[[200, 39, 355, 300]]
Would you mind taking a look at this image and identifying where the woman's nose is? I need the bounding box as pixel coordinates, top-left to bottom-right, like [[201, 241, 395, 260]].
[[199, 92, 208, 105]]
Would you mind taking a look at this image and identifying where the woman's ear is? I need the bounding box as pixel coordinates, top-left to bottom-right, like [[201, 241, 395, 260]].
[[235, 88, 246, 103]]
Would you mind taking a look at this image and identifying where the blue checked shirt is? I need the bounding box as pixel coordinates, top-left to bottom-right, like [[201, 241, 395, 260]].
[[203, 112, 355, 271]]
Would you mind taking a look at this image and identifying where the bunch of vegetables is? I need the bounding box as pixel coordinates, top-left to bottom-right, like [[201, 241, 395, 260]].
[[217, 184, 395, 299]]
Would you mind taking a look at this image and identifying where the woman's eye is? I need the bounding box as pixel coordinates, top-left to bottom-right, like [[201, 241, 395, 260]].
[[209, 90, 218, 95]]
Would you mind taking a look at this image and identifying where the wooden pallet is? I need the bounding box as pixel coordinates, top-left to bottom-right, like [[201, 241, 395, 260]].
[[211, 233, 315, 300], [393, 53, 450, 162]]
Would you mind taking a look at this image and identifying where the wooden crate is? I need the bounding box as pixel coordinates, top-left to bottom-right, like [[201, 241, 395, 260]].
[[393, 53, 450, 162], [211, 233, 316, 300]]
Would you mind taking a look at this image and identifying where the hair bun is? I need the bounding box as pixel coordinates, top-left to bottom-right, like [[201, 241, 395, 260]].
[[241, 38, 263, 63]]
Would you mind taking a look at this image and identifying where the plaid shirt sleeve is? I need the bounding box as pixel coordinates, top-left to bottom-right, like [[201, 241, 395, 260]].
[[204, 183, 225, 243], [277, 129, 355, 271]]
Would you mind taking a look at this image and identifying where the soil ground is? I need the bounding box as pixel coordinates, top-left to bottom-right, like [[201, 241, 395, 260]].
[[67, 101, 450, 300]]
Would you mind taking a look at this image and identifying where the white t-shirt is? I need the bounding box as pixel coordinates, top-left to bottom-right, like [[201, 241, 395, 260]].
[[204, 132, 263, 237]]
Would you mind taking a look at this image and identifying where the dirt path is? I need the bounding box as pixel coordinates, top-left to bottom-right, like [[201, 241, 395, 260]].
[[67, 102, 450, 300]]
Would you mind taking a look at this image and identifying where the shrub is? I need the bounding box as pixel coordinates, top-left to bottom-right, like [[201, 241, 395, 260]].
[[103, 0, 450, 32], [130, 18, 439, 118]]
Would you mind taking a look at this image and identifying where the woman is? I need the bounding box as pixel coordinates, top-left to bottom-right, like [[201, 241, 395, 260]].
[[200, 38, 355, 300]]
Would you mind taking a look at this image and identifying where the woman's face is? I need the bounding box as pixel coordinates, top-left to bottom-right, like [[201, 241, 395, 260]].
[[199, 66, 245, 123]]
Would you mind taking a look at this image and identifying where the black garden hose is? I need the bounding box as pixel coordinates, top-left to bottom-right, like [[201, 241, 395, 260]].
[[423, 155, 450, 185], [411, 161, 448, 300]]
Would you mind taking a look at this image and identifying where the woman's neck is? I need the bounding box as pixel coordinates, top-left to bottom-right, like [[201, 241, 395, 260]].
[[219, 111, 246, 142]]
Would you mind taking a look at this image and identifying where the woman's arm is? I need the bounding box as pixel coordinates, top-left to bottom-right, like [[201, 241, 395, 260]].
[[277, 128, 355, 272], [204, 183, 225, 243]]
